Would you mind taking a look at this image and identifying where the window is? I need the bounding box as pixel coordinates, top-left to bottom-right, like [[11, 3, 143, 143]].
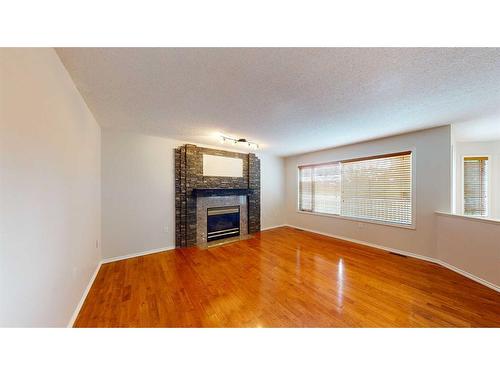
[[298, 167, 313, 211], [463, 157, 489, 217], [299, 163, 341, 214], [298, 151, 413, 226]]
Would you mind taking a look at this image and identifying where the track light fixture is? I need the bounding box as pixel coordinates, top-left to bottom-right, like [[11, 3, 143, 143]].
[[219, 135, 259, 150]]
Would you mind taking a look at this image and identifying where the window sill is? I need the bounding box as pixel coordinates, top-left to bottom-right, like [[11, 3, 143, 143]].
[[296, 210, 416, 230], [435, 211, 500, 226]]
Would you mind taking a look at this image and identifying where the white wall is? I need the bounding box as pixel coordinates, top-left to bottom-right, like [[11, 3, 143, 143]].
[[101, 128, 285, 260], [436, 213, 500, 289], [0, 48, 101, 327], [454, 141, 500, 219], [284, 126, 452, 259], [260, 153, 286, 230]]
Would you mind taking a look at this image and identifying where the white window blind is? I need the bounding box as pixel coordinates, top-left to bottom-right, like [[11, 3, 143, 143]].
[[298, 151, 413, 226], [341, 152, 412, 225], [463, 157, 489, 217], [299, 166, 313, 211], [299, 163, 341, 214], [313, 163, 341, 215]]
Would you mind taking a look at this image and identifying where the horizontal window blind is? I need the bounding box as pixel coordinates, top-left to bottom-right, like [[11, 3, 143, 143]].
[[298, 151, 413, 226], [463, 157, 488, 217], [341, 152, 412, 225], [299, 166, 313, 211], [313, 163, 341, 214], [299, 163, 341, 215]]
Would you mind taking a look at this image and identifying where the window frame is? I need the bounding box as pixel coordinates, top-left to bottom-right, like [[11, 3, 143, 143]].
[[297, 149, 417, 230], [461, 154, 491, 218]]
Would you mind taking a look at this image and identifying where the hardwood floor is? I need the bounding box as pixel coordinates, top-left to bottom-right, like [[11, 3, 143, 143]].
[[74, 227, 500, 327]]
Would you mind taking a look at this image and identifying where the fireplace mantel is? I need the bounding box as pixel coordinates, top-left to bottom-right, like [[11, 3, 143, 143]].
[[192, 188, 254, 197]]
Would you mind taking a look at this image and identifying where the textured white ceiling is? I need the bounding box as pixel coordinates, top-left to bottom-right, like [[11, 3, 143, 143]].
[[56, 48, 500, 156]]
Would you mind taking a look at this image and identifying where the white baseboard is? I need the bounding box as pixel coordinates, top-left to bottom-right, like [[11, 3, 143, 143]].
[[436, 259, 500, 293], [284, 224, 437, 263], [67, 246, 176, 327], [285, 224, 500, 293], [101, 246, 175, 264], [261, 224, 287, 231], [67, 261, 102, 328]]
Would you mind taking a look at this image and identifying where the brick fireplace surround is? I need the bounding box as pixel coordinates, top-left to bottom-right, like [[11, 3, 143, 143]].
[[175, 144, 261, 248]]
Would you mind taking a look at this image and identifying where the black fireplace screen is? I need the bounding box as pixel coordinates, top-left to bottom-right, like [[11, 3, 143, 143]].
[[207, 206, 240, 242]]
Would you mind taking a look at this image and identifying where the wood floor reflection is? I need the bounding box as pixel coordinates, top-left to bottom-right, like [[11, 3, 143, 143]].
[[74, 227, 500, 327]]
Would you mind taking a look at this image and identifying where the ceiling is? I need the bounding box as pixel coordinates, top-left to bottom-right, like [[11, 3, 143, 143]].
[[56, 48, 500, 156]]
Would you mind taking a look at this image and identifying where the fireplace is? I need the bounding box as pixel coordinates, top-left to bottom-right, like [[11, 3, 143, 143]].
[[175, 144, 260, 248], [195, 195, 248, 245], [207, 206, 240, 242]]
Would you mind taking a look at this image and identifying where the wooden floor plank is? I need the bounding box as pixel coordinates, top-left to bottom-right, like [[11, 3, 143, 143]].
[[74, 227, 500, 327]]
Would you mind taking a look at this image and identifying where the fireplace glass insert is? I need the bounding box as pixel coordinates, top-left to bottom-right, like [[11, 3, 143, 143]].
[[207, 206, 240, 242]]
